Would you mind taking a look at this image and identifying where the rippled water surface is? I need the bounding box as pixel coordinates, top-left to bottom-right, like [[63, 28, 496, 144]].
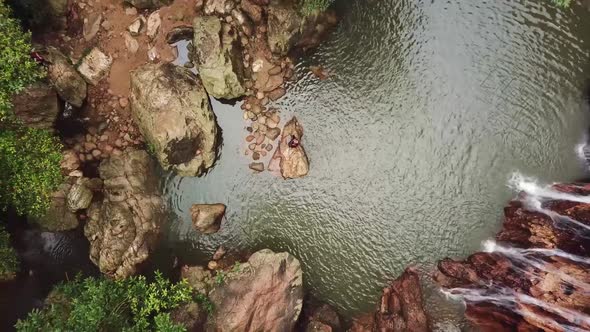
[[164, 0, 590, 325]]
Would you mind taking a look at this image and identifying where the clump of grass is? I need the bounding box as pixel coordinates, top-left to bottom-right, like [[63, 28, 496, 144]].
[[0, 226, 18, 281], [300, 0, 333, 17], [552, 0, 571, 7]]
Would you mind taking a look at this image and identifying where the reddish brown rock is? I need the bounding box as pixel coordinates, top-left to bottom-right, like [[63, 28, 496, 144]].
[[434, 183, 590, 332], [350, 268, 429, 332], [278, 117, 309, 179]]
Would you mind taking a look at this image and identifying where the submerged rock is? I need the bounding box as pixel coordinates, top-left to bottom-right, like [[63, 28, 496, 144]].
[[278, 117, 309, 179], [193, 16, 246, 99], [84, 150, 164, 279], [44, 47, 87, 107], [208, 249, 303, 331], [350, 268, 429, 332], [11, 82, 59, 130], [130, 63, 219, 177], [76, 48, 113, 85], [190, 203, 226, 234]]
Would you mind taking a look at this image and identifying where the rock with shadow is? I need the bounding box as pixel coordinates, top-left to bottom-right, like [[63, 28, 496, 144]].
[[130, 63, 220, 177]]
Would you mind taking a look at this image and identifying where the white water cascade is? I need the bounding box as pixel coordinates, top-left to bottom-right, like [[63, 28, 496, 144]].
[[442, 172, 590, 330]]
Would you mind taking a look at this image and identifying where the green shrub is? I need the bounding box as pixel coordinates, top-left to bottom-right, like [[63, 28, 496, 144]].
[[300, 0, 333, 17], [0, 0, 62, 218], [0, 126, 63, 217], [0, 225, 18, 281], [552, 0, 571, 7], [15, 272, 196, 332], [0, 0, 44, 121]]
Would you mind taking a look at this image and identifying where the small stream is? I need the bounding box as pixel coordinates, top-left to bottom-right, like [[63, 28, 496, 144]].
[[158, 0, 590, 328]]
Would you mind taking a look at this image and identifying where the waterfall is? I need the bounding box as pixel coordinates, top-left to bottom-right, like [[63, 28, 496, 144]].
[[441, 172, 590, 330]]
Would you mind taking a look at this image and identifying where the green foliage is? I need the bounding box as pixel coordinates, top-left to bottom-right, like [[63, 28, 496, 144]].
[[0, 0, 44, 121], [0, 225, 18, 281], [15, 272, 194, 332], [0, 1, 62, 219], [552, 0, 571, 7], [300, 0, 333, 16], [214, 271, 226, 285], [194, 293, 214, 316], [0, 126, 63, 217]]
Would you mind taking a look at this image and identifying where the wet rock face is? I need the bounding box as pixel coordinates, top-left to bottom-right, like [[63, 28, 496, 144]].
[[124, 0, 173, 9], [30, 182, 79, 232], [44, 47, 87, 107], [84, 150, 164, 279], [208, 249, 304, 331], [435, 183, 590, 332], [267, 0, 304, 56], [11, 82, 59, 130], [192, 16, 246, 99], [350, 268, 429, 332], [130, 63, 219, 177]]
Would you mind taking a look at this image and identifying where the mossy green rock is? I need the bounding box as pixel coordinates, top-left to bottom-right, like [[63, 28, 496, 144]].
[[31, 182, 79, 232], [130, 64, 219, 176], [193, 16, 246, 100], [267, 0, 305, 56]]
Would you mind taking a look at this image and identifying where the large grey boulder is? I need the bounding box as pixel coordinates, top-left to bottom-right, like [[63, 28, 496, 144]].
[[45, 47, 87, 107], [130, 64, 220, 177], [84, 150, 164, 279], [267, 0, 304, 56], [12, 82, 60, 130], [124, 0, 173, 9], [208, 249, 304, 332], [193, 16, 246, 99]]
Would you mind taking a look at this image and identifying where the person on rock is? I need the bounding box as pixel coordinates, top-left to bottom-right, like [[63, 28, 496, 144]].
[[288, 136, 300, 148]]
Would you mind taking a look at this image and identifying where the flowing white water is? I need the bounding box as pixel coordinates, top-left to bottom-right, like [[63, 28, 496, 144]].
[[483, 240, 590, 292], [509, 173, 590, 204], [443, 173, 590, 328], [443, 287, 590, 331]]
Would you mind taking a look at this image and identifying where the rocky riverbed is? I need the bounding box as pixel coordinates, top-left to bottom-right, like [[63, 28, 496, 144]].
[[5, 0, 590, 331]]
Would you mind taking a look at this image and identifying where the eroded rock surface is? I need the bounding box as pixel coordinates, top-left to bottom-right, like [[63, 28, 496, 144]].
[[12, 82, 59, 130], [208, 249, 303, 331], [84, 150, 164, 279], [350, 268, 429, 332], [193, 16, 246, 99], [434, 183, 590, 332], [130, 63, 219, 177], [44, 47, 87, 107]]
